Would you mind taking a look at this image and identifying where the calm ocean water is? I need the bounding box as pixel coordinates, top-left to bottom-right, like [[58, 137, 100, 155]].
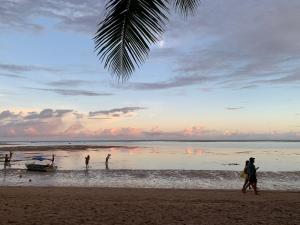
[[0, 141, 299, 190]]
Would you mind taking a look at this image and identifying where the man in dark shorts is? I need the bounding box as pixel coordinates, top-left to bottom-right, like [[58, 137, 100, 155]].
[[247, 157, 258, 195]]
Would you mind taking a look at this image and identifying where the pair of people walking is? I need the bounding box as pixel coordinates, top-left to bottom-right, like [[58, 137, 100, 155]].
[[242, 157, 259, 195]]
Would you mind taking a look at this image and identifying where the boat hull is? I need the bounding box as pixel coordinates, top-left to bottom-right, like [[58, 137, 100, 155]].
[[26, 164, 57, 172]]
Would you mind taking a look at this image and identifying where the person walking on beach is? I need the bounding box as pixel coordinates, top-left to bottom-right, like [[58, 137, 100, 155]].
[[241, 160, 250, 193], [85, 155, 90, 168], [247, 157, 259, 195]]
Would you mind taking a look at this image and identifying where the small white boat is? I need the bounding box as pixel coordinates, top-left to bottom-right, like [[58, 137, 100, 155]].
[[26, 163, 57, 172]]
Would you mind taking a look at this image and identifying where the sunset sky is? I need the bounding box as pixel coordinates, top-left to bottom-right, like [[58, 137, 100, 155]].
[[0, 0, 300, 140]]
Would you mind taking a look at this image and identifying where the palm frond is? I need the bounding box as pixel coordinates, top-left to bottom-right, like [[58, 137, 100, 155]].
[[172, 0, 200, 17], [94, 0, 169, 80]]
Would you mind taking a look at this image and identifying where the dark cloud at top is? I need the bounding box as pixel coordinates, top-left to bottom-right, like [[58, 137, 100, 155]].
[[0, 0, 105, 33], [168, 0, 300, 89], [104, 0, 300, 91], [1, 0, 300, 91], [89, 107, 146, 117]]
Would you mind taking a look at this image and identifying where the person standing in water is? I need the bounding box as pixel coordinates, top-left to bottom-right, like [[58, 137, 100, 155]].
[[105, 154, 111, 169], [85, 155, 90, 168], [51, 154, 55, 165], [9, 151, 13, 161], [4, 154, 10, 168]]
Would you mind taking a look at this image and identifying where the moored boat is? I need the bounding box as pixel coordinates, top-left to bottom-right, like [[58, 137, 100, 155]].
[[25, 163, 57, 172]]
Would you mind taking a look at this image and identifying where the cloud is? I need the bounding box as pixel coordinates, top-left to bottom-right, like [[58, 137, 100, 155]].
[[117, 74, 220, 90], [0, 73, 24, 79], [89, 107, 146, 118], [0, 0, 105, 33], [0, 107, 146, 139], [26, 87, 113, 96], [0, 108, 75, 138], [47, 80, 93, 87], [1, 110, 299, 140], [0, 63, 60, 74], [171, 0, 300, 89], [2, 0, 299, 91], [226, 107, 243, 111], [24, 109, 73, 120], [115, 0, 300, 91], [0, 110, 20, 120]]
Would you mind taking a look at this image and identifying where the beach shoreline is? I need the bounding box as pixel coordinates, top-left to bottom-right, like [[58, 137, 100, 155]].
[[0, 187, 299, 225]]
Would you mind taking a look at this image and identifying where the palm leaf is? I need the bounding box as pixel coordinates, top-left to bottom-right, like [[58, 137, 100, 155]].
[[172, 0, 200, 16], [94, 0, 169, 80]]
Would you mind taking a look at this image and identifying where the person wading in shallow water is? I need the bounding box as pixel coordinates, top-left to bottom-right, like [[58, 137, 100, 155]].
[[105, 154, 111, 169], [247, 157, 259, 195], [51, 154, 55, 165], [85, 155, 90, 168], [4, 154, 9, 163]]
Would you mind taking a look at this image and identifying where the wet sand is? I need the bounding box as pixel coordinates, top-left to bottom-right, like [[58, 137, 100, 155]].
[[0, 187, 299, 225]]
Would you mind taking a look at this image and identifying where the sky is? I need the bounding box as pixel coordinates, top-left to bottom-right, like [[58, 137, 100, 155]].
[[0, 0, 300, 141]]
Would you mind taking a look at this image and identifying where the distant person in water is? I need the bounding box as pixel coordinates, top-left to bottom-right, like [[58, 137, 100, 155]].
[[105, 154, 111, 169], [9, 151, 13, 161], [247, 157, 259, 195], [4, 154, 10, 168], [85, 155, 90, 168], [51, 154, 55, 165], [4, 154, 9, 163]]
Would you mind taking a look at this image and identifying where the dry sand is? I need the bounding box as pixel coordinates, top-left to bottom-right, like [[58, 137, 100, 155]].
[[0, 187, 299, 225]]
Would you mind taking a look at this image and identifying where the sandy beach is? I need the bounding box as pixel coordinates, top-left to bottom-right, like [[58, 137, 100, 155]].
[[0, 187, 299, 225]]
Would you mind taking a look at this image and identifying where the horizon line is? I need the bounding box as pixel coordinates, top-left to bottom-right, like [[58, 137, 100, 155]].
[[1, 139, 300, 143]]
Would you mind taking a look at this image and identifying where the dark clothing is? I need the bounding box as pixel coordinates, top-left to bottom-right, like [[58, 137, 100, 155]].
[[249, 175, 257, 183], [85, 156, 90, 166], [247, 163, 256, 177], [4, 155, 9, 163], [243, 166, 248, 175], [247, 162, 257, 183]]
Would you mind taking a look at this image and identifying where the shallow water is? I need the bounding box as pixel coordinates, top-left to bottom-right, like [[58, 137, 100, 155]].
[[0, 141, 299, 190]]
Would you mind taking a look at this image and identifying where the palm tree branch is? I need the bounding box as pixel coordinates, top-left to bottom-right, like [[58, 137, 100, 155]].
[[172, 0, 200, 17], [94, 0, 169, 80]]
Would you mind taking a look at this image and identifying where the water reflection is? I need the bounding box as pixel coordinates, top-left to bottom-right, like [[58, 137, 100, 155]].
[[184, 148, 204, 156], [0, 142, 300, 171]]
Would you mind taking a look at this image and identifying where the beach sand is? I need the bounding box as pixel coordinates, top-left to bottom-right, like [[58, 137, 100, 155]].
[[0, 187, 299, 225]]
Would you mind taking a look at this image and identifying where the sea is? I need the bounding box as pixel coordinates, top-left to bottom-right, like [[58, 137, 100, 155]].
[[0, 141, 299, 190]]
